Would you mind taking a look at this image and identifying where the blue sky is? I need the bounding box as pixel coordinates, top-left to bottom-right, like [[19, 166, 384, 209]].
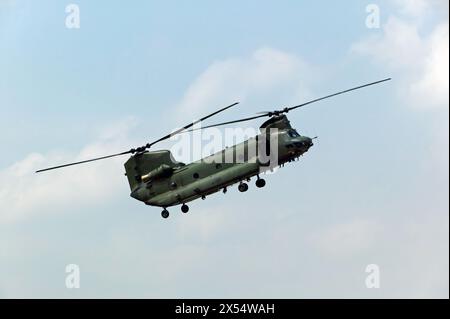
[[0, 0, 448, 298]]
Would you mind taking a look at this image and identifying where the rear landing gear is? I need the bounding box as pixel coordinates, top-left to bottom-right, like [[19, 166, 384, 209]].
[[238, 182, 249, 192], [161, 209, 169, 219], [256, 178, 266, 188], [181, 204, 189, 213]]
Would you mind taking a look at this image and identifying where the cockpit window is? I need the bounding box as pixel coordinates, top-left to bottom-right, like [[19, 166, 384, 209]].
[[288, 130, 300, 138]]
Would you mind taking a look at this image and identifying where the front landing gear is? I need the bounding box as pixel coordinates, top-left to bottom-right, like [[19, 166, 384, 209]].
[[181, 204, 189, 213], [161, 209, 169, 219]]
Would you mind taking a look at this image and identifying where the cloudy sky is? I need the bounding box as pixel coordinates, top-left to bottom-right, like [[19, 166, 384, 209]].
[[0, 0, 448, 298]]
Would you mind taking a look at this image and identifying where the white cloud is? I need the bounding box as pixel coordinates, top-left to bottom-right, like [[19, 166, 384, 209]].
[[393, 0, 449, 19], [0, 118, 138, 224], [310, 219, 383, 257], [410, 22, 449, 107], [392, 0, 431, 18], [174, 47, 312, 119], [352, 1, 449, 109], [352, 17, 424, 69]]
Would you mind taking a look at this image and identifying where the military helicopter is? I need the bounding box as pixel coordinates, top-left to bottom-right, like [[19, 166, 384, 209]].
[[36, 78, 391, 218]]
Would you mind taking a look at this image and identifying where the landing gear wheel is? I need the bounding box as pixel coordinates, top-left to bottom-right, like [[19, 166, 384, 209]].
[[181, 204, 189, 213], [256, 178, 266, 188], [161, 209, 169, 219], [238, 182, 249, 192]]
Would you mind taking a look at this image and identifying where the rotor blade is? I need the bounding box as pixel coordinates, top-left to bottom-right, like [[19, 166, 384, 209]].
[[35, 150, 131, 173], [146, 102, 239, 147], [182, 114, 269, 133], [287, 78, 391, 112], [36, 102, 239, 173], [178, 78, 391, 132]]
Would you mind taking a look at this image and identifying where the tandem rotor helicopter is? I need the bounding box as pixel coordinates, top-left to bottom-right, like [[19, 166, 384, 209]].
[[37, 78, 391, 218]]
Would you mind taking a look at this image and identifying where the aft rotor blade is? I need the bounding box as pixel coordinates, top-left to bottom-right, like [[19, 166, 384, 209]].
[[35, 150, 131, 173], [146, 102, 240, 147], [287, 78, 391, 112], [36, 102, 239, 173], [183, 114, 269, 132]]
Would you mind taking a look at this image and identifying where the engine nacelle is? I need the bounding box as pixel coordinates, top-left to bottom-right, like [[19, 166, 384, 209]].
[[141, 164, 173, 183]]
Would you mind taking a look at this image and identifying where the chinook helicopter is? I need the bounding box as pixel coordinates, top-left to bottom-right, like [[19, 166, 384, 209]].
[[37, 78, 391, 218]]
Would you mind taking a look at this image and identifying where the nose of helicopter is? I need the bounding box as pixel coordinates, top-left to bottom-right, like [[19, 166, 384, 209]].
[[303, 136, 314, 147], [293, 136, 314, 150]]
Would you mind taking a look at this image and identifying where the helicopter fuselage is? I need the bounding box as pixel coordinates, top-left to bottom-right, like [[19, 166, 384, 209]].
[[126, 115, 314, 208], [35, 78, 390, 218]]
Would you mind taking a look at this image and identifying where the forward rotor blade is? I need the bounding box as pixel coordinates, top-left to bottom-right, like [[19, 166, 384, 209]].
[[178, 78, 391, 133], [183, 114, 269, 132], [146, 102, 239, 147], [35, 150, 131, 173], [287, 78, 391, 112]]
